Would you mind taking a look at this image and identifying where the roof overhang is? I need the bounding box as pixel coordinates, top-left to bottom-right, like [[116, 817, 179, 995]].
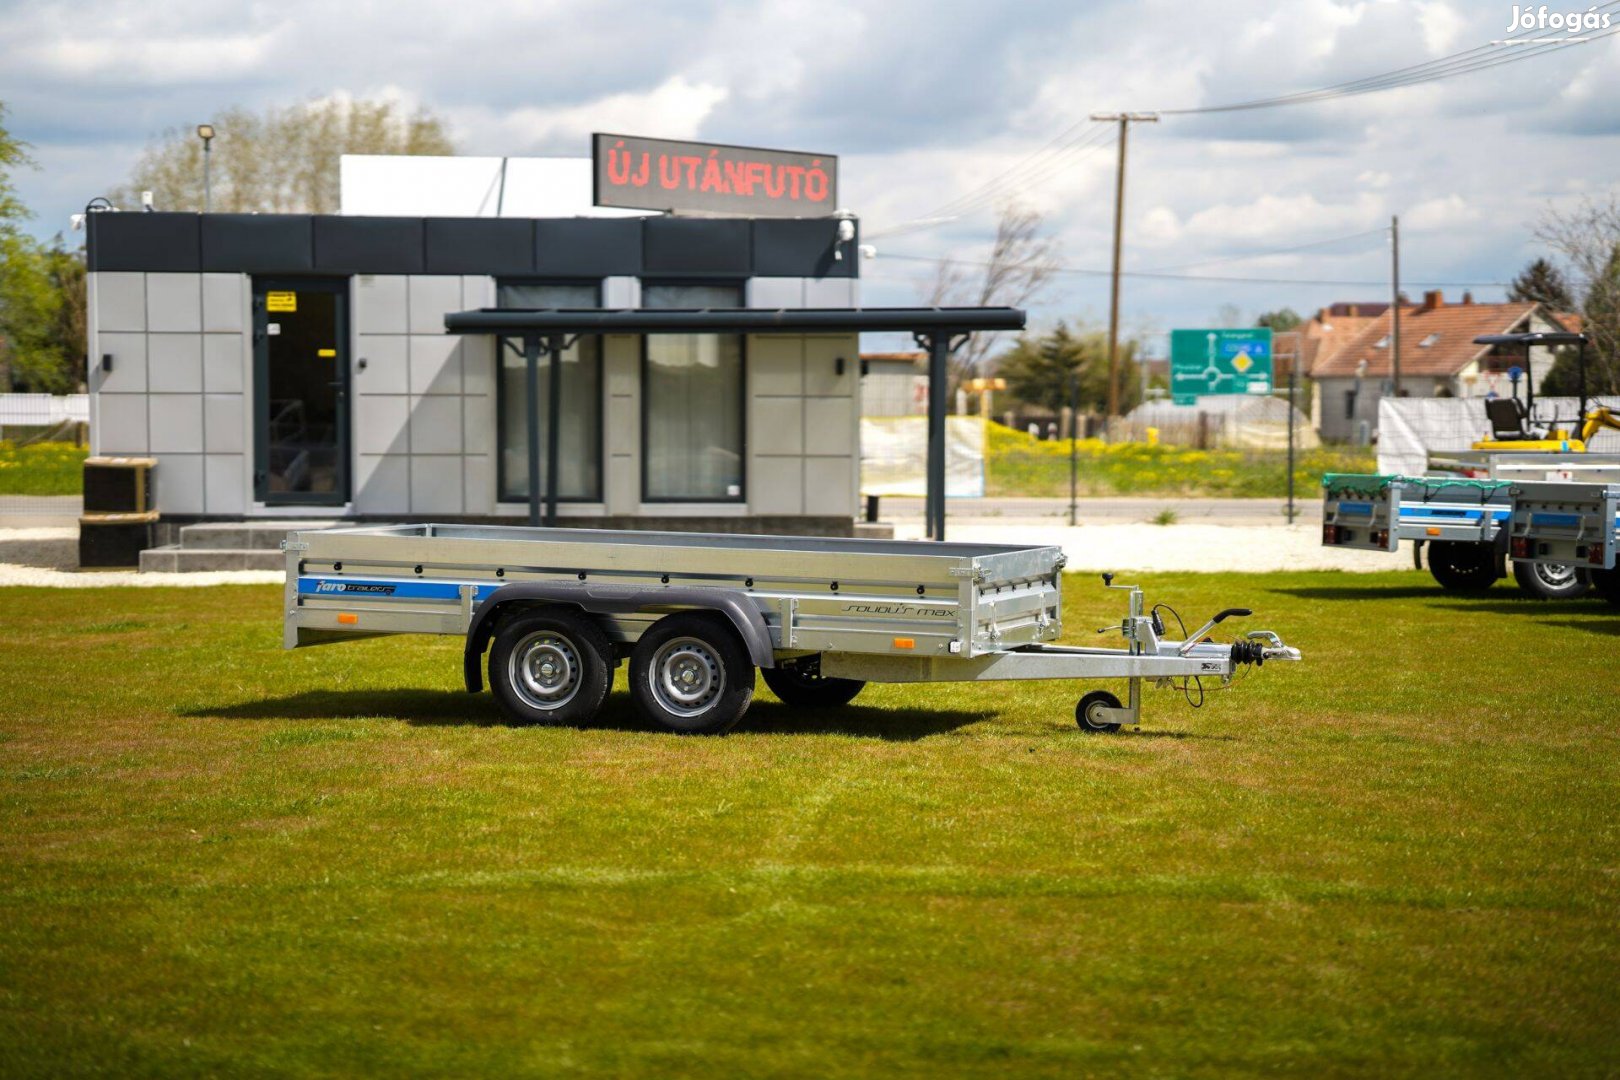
[[443, 306, 1025, 336]]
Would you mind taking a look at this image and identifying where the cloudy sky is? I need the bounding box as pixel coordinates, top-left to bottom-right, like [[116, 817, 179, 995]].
[[4, 0, 1618, 344]]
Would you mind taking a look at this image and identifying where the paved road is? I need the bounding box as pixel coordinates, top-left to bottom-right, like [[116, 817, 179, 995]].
[[875, 496, 1321, 525]]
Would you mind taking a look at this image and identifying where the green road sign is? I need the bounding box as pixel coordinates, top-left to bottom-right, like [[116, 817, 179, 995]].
[[1169, 328, 1273, 405]]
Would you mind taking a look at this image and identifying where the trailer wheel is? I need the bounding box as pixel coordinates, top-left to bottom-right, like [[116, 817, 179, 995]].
[[630, 612, 755, 735], [489, 609, 612, 726], [1593, 568, 1620, 607], [761, 663, 865, 709], [1512, 558, 1590, 600], [1427, 541, 1498, 593], [1076, 690, 1123, 733]]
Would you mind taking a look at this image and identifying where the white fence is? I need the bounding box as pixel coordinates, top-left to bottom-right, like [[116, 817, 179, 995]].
[[860, 415, 986, 497], [0, 394, 90, 428], [1377, 396, 1620, 476]]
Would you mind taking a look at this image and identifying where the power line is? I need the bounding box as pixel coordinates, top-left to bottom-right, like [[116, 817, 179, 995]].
[[873, 251, 1508, 289], [1143, 228, 1389, 273]]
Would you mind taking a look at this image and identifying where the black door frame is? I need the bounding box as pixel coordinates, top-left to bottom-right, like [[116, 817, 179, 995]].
[[252, 276, 351, 506]]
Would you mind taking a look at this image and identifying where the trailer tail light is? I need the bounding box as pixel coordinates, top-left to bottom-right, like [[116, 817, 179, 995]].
[[1322, 524, 1339, 545], [1510, 536, 1532, 559], [1372, 529, 1389, 548], [1592, 547, 1607, 566], [337, 613, 359, 625]]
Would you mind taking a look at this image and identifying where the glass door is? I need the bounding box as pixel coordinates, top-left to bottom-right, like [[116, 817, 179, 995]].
[[252, 279, 349, 505]]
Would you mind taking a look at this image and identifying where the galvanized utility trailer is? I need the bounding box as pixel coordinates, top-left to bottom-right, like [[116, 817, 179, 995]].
[[1506, 480, 1620, 606], [1321, 473, 1589, 599], [282, 524, 1301, 734]]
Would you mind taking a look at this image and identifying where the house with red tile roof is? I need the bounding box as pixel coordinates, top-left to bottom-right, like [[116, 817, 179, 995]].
[[1309, 290, 1570, 441]]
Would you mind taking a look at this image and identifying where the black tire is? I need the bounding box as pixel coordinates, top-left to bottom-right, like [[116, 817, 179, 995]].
[[1076, 690, 1123, 733], [1428, 541, 1499, 593], [1593, 568, 1620, 607], [1512, 558, 1590, 600], [761, 663, 865, 709], [488, 608, 613, 726], [629, 612, 755, 735]]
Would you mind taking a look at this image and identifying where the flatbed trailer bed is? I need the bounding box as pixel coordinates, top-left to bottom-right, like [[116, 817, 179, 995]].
[[283, 523, 1300, 734], [1506, 480, 1620, 606]]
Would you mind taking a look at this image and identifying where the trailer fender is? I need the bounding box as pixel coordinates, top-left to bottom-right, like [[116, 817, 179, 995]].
[[463, 582, 776, 692]]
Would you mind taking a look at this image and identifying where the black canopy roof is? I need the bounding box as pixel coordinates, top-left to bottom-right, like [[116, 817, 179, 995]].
[[444, 306, 1025, 335], [1474, 331, 1588, 347]]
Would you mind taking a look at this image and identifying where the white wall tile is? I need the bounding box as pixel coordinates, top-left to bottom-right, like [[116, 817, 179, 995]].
[[204, 394, 245, 454], [803, 335, 857, 396], [408, 335, 461, 395], [202, 334, 245, 393], [148, 334, 204, 393], [804, 456, 855, 516], [750, 457, 802, 515], [746, 336, 802, 396], [204, 454, 246, 514], [355, 454, 409, 513], [408, 276, 462, 335], [149, 395, 204, 454], [804, 396, 854, 451], [462, 455, 495, 515], [355, 275, 408, 334], [355, 395, 409, 456], [461, 275, 495, 309], [146, 274, 201, 332], [95, 332, 147, 393], [96, 394, 148, 453], [746, 278, 805, 309], [408, 395, 462, 454], [356, 335, 409, 395], [460, 335, 496, 397], [95, 272, 146, 332], [606, 454, 637, 515], [463, 396, 495, 455], [410, 456, 463, 514], [154, 454, 205, 514], [202, 274, 245, 333], [804, 277, 856, 308], [602, 277, 641, 309], [751, 398, 803, 455]]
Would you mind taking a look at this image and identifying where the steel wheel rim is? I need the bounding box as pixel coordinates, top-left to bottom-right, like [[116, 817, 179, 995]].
[[510, 631, 583, 711], [1533, 561, 1577, 589], [649, 636, 724, 718]]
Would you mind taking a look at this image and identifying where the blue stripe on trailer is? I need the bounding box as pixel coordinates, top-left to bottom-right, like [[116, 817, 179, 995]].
[[1529, 512, 1581, 528], [297, 577, 501, 601], [1337, 501, 1373, 516]]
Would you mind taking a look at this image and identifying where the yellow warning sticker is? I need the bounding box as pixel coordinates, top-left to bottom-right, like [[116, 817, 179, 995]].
[[317, 348, 336, 358], [266, 291, 297, 313]]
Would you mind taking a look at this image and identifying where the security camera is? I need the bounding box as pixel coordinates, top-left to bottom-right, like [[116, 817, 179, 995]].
[[70, 213, 86, 232], [836, 218, 856, 244], [141, 191, 155, 212], [859, 244, 876, 260]]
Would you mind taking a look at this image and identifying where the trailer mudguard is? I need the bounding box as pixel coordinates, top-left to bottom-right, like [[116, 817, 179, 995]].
[[463, 582, 777, 692]]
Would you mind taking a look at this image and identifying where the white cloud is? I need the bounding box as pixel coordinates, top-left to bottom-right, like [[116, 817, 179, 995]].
[[454, 76, 728, 154], [1405, 193, 1480, 229], [1417, 2, 1465, 54]]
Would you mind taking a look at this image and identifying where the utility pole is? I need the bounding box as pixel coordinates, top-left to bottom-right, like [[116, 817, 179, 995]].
[[1390, 215, 1401, 399], [1091, 112, 1158, 425]]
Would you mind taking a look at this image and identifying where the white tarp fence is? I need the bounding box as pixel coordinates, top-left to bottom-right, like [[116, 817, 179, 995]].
[[1121, 396, 1319, 450], [1377, 395, 1620, 476], [0, 394, 89, 427], [861, 415, 986, 497]]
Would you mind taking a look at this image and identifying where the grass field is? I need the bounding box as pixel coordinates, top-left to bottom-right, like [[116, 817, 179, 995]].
[[0, 441, 88, 496], [2, 572, 1617, 1076], [986, 424, 1376, 499]]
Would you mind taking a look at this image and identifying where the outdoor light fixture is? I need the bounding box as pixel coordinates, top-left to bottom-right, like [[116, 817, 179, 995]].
[[196, 123, 216, 212]]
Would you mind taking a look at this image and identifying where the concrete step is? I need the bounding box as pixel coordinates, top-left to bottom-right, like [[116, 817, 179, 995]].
[[853, 521, 896, 540], [176, 520, 340, 551], [139, 545, 286, 573]]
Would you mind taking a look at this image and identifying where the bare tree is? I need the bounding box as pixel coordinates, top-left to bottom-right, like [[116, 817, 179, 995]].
[[924, 203, 1058, 395], [1535, 192, 1620, 394], [113, 97, 455, 215]]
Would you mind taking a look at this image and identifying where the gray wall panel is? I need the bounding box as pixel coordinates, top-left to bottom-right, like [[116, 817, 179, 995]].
[[355, 275, 409, 334], [202, 274, 245, 333], [96, 332, 147, 394], [149, 394, 204, 454], [355, 395, 409, 456], [204, 454, 247, 514], [407, 276, 461, 335], [355, 455, 408, 514], [95, 272, 147, 332], [355, 335, 409, 395], [408, 336, 461, 395], [204, 394, 246, 454], [96, 394, 149, 453], [408, 395, 462, 454], [202, 334, 245, 393], [154, 454, 205, 514], [746, 278, 805, 309], [148, 334, 204, 393], [462, 456, 495, 515], [146, 274, 202, 332], [410, 456, 463, 514]]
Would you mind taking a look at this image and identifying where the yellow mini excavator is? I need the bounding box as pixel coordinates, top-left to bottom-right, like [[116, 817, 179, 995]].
[[1472, 331, 1620, 452]]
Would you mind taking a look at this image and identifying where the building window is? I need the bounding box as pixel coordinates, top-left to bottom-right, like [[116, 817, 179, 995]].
[[497, 281, 602, 503], [1344, 391, 1357, 420], [641, 282, 744, 502]]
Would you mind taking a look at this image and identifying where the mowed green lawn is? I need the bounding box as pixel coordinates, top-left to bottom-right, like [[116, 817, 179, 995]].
[[1, 572, 1617, 1077]]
